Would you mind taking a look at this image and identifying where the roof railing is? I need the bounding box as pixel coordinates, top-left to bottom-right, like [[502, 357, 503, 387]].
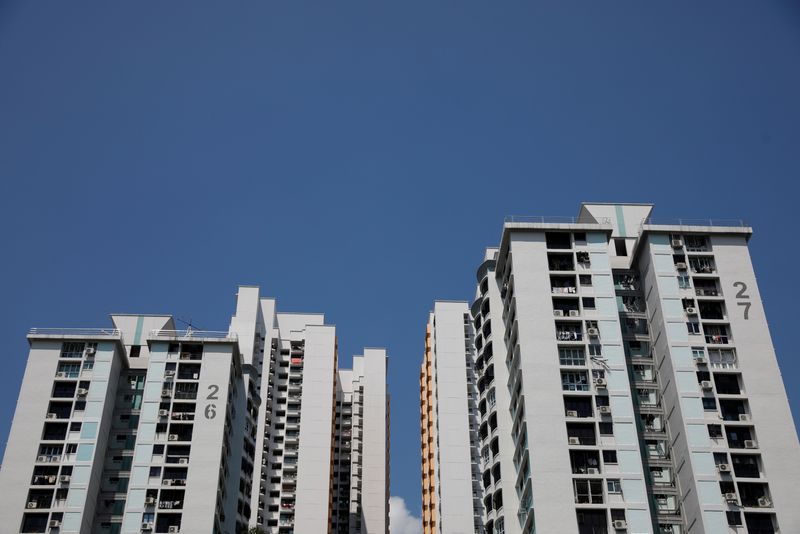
[[149, 329, 237, 341], [504, 216, 612, 224], [641, 218, 748, 228], [28, 328, 121, 337]]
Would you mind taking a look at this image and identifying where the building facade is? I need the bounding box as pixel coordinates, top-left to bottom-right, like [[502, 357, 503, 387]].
[[420, 302, 485, 534], [0, 285, 390, 534], [424, 203, 800, 534]]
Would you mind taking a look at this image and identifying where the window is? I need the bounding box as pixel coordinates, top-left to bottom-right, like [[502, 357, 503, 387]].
[[726, 511, 743, 526], [603, 450, 618, 464], [692, 347, 706, 360], [588, 345, 602, 357], [579, 275, 592, 286], [702, 397, 717, 411], [487, 388, 496, 407], [60, 342, 85, 358], [573, 479, 604, 503], [129, 346, 141, 358], [149, 467, 161, 477], [686, 322, 701, 335], [614, 239, 628, 256], [599, 423, 614, 435], [561, 371, 589, 392], [582, 298, 596, 309], [607, 479, 622, 494], [708, 425, 723, 438], [559, 347, 586, 366], [574, 232, 587, 244], [678, 275, 692, 289], [70, 422, 82, 432]]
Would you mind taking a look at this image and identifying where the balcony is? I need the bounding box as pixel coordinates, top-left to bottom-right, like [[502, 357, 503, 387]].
[[705, 334, 729, 345], [614, 274, 640, 291], [689, 258, 716, 274], [548, 253, 575, 272], [556, 326, 583, 342]]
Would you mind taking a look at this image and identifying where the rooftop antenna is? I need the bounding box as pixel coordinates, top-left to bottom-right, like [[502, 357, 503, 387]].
[[175, 316, 202, 335]]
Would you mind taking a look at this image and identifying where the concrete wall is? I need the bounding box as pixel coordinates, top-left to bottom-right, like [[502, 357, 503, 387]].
[[295, 324, 337, 533], [431, 301, 476, 534], [359, 348, 389, 534]]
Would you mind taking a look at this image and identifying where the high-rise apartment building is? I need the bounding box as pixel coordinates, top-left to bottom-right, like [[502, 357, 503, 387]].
[[420, 302, 484, 534], [0, 285, 390, 534], [422, 203, 799, 534]]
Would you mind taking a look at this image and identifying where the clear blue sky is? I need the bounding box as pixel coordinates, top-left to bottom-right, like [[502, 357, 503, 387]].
[[2, 0, 800, 520]]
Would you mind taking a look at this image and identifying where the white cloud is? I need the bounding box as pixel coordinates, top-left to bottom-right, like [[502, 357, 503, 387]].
[[390, 495, 422, 534]]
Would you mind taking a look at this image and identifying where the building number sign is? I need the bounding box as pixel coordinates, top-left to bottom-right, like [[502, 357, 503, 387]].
[[733, 281, 751, 320], [205, 384, 219, 419]]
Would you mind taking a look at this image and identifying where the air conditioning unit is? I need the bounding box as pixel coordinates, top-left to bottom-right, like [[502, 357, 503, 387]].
[[717, 463, 731, 473], [178, 458, 189, 464], [141, 522, 154, 530], [77, 388, 89, 396], [26, 501, 37, 509], [594, 378, 607, 388], [158, 409, 169, 417], [192, 373, 199, 379], [587, 328, 599, 337], [675, 262, 688, 270], [685, 307, 698, 315], [757, 496, 772, 508], [163, 479, 174, 486], [55, 372, 67, 378], [566, 410, 578, 418], [613, 520, 628, 530], [599, 406, 612, 415], [161, 390, 172, 397], [671, 239, 683, 248], [49, 520, 61, 528], [695, 356, 706, 364], [568, 437, 581, 445], [37, 455, 48, 462], [46, 413, 57, 419], [168, 526, 180, 533], [553, 310, 564, 317], [165, 370, 175, 377], [168, 434, 179, 441], [744, 440, 757, 449], [739, 414, 750, 422], [60, 475, 71, 483], [569, 310, 580, 317], [85, 346, 96, 356], [145, 496, 156, 505], [587, 468, 599, 475], [700, 381, 713, 390], [724, 492, 738, 503]]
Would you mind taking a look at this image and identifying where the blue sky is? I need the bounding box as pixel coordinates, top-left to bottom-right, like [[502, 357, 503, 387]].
[[2, 1, 800, 523]]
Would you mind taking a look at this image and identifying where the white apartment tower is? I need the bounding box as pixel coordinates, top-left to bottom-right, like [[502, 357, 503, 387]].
[[420, 302, 485, 534], [426, 203, 799, 534], [0, 285, 390, 534]]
